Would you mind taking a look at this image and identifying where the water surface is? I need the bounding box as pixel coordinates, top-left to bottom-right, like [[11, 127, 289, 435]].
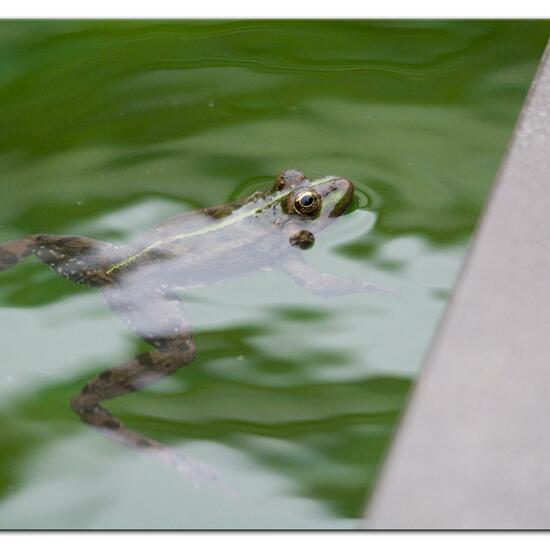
[[0, 20, 548, 529]]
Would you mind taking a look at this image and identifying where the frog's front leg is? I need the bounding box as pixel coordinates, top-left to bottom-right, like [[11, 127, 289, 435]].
[[70, 283, 220, 486], [282, 256, 394, 297]]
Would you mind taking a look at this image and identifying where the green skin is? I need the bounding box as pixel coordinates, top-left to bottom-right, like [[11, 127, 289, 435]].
[[0, 169, 384, 484]]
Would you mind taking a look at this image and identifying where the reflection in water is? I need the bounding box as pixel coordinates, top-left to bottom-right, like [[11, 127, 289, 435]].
[[0, 318, 409, 526], [0, 169, 389, 489]]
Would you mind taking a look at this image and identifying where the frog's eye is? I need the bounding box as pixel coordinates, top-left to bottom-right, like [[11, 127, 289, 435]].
[[292, 189, 322, 216]]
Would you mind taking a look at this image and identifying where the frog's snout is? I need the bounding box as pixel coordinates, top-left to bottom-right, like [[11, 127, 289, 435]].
[[325, 177, 354, 218]]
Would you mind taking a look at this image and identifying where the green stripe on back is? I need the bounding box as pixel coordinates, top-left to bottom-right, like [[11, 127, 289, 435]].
[[105, 176, 335, 275]]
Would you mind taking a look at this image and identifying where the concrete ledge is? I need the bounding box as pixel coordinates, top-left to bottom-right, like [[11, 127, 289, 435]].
[[367, 41, 550, 529]]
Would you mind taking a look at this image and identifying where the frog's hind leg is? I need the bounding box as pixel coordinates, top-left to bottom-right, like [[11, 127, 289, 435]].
[[0, 237, 36, 271], [70, 283, 220, 487], [0, 234, 115, 286], [71, 283, 195, 440], [31, 234, 115, 286]]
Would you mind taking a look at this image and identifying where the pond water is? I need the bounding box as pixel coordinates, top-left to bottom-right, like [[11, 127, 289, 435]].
[[0, 20, 548, 529]]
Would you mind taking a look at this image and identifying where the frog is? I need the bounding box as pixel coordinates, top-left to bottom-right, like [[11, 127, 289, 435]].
[[0, 169, 386, 483]]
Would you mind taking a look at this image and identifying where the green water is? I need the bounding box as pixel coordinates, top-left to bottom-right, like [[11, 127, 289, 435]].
[[0, 20, 548, 529]]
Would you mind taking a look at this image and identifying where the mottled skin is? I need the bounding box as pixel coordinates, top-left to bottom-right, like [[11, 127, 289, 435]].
[[0, 169, 384, 483]]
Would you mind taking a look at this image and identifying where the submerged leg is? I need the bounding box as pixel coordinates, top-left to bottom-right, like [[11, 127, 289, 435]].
[[283, 257, 396, 297], [70, 284, 220, 486]]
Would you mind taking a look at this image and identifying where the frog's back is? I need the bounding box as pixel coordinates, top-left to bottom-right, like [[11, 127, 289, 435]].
[[150, 196, 251, 239], [116, 197, 285, 289]]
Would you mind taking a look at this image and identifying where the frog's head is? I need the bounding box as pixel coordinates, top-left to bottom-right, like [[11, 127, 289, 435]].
[[271, 169, 354, 250]]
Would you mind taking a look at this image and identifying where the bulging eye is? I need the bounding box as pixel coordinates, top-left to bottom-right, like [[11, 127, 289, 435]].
[[292, 189, 322, 216]]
